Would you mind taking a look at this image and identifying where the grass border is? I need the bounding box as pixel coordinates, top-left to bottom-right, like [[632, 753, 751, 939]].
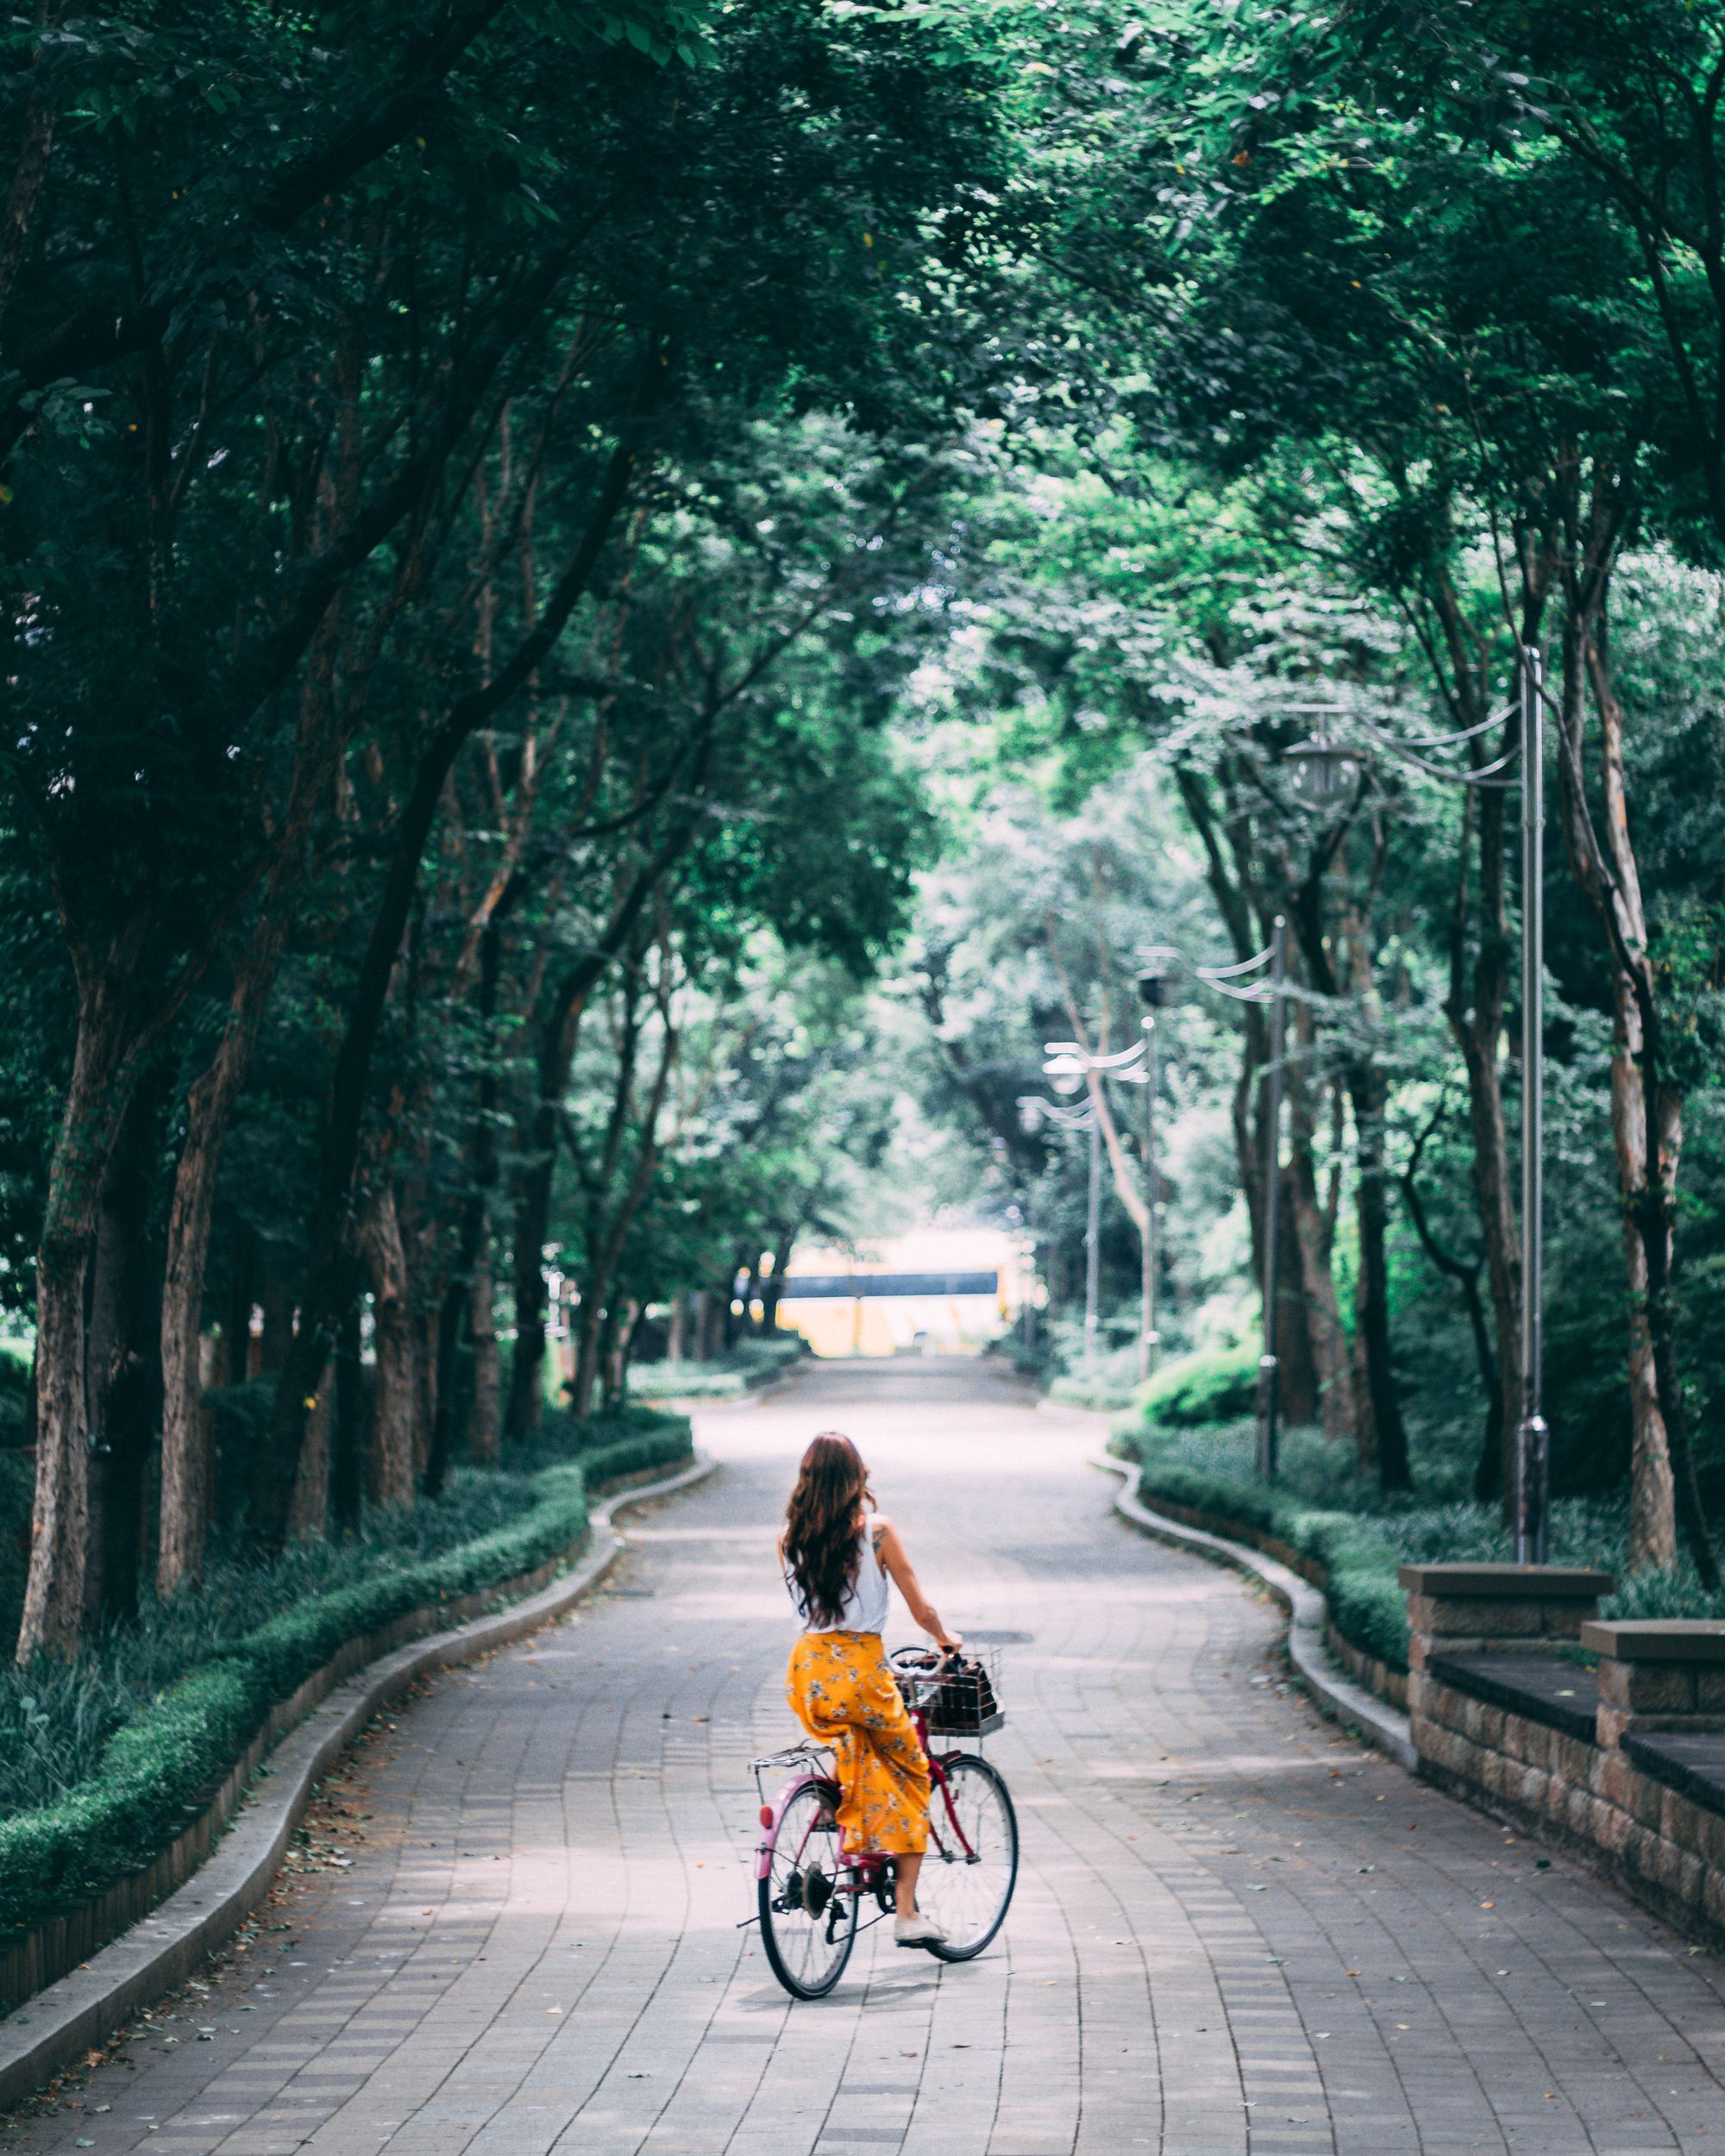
[[1118, 1424, 1411, 1675], [0, 1421, 692, 1942]]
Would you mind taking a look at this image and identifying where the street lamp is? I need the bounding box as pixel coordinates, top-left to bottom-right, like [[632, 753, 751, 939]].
[[1282, 657, 1546, 1559], [1134, 959, 1174, 1383], [1283, 707, 1368, 804], [1040, 1037, 1156, 1377], [1018, 1087, 1103, 1368], [1515, 655, 1548, 1564]]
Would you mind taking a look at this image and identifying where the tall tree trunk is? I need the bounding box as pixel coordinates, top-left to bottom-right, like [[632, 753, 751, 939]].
[[329, 1300, 365, 1533], [267, 427, 650, 1515], [504, 844, 693, 1437], [467, 1250, 502, 1463], [505, 1119, 560, 1440], [358, 1185, 416, 1511], [604, 1298, 640, 1408], [1347, 1065, 1410, 1490], [1286, 1059, 1352, 1446], [568, 1012, 676, 1417], [1458, 1025, 1521, 1505], [83, 1071, 165, 1633], [286, 1387, 333, 1541], [17, 972, 140, 1663], [1555, 515, 1716, 1581], [1272, 1167, 1320, 1426], [159, 939, 285, 1595], [411, 1301, 438, 1484], [1420, 571, 1533, 1512]]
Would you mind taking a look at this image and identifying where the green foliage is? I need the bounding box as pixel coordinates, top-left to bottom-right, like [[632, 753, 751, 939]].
[[628, 1337, 806, 1400], [1136, 1346, 1261, 1429], [0, 1422, 690, 1937], [526, 1405, 696, 1476], [1125, 1409, 1725, 1684], [1123, 1419, 1411, 1671]]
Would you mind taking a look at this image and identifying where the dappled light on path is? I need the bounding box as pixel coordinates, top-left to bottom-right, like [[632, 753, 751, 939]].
[[9, 1359, 1724, 2156]]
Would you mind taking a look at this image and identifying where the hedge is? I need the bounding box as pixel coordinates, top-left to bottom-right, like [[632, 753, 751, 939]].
[[628, 1335, 806, 1402], [1136, 1344, 1261, 1427], [0, 1419, 693, 1940], [1123, 1431, 1410, 1675]]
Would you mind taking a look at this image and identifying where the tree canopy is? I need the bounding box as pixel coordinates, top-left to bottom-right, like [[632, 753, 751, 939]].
[[6, 0, 1725, 1666]]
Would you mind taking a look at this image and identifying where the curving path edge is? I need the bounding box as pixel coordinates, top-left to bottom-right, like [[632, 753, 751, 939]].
[[0, 1453, 718, 2113], [1094, 1451, 1417, 1773]]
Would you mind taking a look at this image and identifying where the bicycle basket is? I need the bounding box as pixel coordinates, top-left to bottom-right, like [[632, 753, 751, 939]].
[[920, 1650, 1003, 1735]]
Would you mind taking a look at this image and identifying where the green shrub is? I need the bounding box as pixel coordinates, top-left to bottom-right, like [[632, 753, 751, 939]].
[[726, 1336, 806, 1375], [1123, 1423, 1410, 1672], [530, 1403, 693, 1466], [0, 1420, 692, 1940], [627, 1363, 751, 1401], [1136, 1345, 1260, 1429], [627, 1338, 804, 1401]]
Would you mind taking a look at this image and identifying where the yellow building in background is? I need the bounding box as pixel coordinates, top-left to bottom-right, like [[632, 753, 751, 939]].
[[774, 1225, 1027, 1357]]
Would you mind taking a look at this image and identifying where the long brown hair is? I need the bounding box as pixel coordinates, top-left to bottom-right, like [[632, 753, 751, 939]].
[[784, 1432, 872, 1627]]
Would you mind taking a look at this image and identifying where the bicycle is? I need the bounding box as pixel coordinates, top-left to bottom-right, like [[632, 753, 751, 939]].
[[748, 1644, 1019, 2000]]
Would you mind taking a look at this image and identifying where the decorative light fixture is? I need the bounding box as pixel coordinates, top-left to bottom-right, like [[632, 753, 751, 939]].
[[1283, 713, 1365, 802]]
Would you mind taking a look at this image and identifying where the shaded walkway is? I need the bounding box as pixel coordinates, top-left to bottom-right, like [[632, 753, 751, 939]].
[[8, 1359, 1724, 2155]]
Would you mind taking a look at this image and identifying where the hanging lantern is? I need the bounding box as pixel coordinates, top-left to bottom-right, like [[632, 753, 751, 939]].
[[1283, 722, 1364, 802]]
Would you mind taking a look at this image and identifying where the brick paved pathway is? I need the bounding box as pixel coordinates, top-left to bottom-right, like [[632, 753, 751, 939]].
[[8, 1359, 1725, 2156]]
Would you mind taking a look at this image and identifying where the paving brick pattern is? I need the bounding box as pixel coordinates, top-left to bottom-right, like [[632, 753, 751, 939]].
[[7, 1360, 1725, 2155]]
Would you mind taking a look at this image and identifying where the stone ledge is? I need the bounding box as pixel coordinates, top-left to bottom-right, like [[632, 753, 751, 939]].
[[1425, 1652, 1601, 1745], [1582, 1620, 1725, 1663], [1623, 1731, 1725, 1823], [1397, 1563, 1615, 1598]]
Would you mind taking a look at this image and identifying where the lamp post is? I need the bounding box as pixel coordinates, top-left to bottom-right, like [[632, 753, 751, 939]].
[[1134, 960, 1170, 1384], [1040, 1037, 1156, 1376], [1515, 650, 1548, 1564], [1255, 918, 1288, 1481], [1017, 1087, 1102, 1369]]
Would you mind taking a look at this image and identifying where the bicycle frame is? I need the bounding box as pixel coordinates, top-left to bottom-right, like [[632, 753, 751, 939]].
[[753, 1699, 981, 1895]]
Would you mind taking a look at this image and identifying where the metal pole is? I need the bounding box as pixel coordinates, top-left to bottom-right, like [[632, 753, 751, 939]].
[[1022, 1195, 1036, 1360], [1084, 1116, 1101, 1369], [1515, 648, 1549, 1564], [1139, 1016, 1159, 1385], [1258, 917, 1288, 1481]]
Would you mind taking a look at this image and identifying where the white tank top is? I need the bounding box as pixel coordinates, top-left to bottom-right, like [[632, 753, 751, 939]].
[[787, 1526, 890, 1634]]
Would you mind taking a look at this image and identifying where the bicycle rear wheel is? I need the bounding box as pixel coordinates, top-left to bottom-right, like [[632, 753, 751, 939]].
[[757, 1780, 858, 1998], [919, 1753, 1018, 1961]]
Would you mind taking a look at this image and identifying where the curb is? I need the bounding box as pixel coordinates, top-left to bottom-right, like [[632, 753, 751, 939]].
[[1093, 1454, 1416, 1773], [0, 1452, 718, 2112]]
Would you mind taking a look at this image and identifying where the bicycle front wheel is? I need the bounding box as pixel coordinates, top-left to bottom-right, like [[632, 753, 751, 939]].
[[919, 1753, 1018, 1961], [757, 1780, 858, 1999]]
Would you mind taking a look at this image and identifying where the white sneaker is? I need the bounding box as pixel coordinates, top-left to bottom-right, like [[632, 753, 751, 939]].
[[894, 1913, 948, 1948]]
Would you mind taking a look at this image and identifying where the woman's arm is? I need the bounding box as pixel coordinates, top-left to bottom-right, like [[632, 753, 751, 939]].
[[875, 1519, 961, 1649]]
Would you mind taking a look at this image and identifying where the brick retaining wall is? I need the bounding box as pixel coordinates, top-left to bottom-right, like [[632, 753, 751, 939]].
[[1402, 1566, 1725, 1947]]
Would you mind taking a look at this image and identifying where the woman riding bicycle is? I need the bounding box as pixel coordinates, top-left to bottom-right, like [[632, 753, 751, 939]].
[[780, 1432, 961, 1949]]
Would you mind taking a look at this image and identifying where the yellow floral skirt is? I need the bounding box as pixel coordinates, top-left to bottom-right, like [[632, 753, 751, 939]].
[[786, 1630, 931, 1856]]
